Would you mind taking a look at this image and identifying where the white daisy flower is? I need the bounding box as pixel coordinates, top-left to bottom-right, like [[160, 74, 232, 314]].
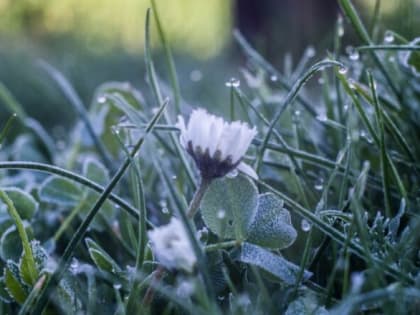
[[176, 108, 258, 180], [148, 217, 196, 273]]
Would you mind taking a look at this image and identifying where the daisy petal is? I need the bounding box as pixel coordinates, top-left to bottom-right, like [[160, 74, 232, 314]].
[[237, 162, 258, 180]]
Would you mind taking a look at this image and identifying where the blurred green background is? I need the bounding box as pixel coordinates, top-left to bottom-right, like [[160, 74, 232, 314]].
[[0, 0, 419, 130]]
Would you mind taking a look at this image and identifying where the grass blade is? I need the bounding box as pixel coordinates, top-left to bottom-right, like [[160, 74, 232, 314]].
[[150, 0, 181, 114], [27, 100, 167, 315], [255, 59, 343, 171], [38, 61, 115, 172]]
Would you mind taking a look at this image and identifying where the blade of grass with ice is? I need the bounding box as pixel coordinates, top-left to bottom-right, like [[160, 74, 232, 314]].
[[27, 100, 167, 315]]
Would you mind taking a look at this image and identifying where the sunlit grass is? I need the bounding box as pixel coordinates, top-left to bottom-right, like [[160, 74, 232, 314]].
[[0, 0, 231, 58]]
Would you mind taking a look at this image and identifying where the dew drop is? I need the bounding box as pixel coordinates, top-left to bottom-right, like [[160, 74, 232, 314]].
[[306, 46, 316, 58], [318, 77, 325, 85], [346, 46, 359, 61], [343, 104, 349, 112], [112, 126, 120, 135], [301, 219, 312, 232], [159, 200, 169, 214], [337, 16, 344, 37], [314, 178, 324, 191], [70, 258, 79, 274], [217, 209, 226, 219], [292, 109, 301, 124], [171, 175, 177, 180], [348, 79, 356, 89], [338, 66, 348, 74], [337, 15, 344, 37], [97, 96, 107, 104], [316, 114, 327, 122], [190, 69, 203, 82], [351, 272, 365, 292], [113, 283, 122, 290], [270, 74, 278, 82], [225, 78, 240, 88], [384, 30, 394, 43]]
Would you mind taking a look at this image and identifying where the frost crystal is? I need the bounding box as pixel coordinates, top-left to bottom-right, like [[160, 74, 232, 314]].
[[176, 108, 258, 179], [148, 217, 196, 272]]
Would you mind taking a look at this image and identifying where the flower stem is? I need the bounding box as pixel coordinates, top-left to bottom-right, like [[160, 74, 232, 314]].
[[187, 178, 211, 219], [142, 266, 166, 306]]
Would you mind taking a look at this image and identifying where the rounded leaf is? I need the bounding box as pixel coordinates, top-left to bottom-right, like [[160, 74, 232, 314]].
[[83, 158, 109, 186], [0, 188, 38, 220], [201, 175, 258, 240], [247, 193, 297, 249], [0, 223, 33, 261], [38, 176, 82, 206], [238, 243, 312, 285]]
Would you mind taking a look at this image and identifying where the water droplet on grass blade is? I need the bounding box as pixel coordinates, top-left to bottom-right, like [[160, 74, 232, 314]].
[[306, 46, 316, 58], [270, 74, 278, 82], [301, 219, 312, 232], [70, 258, 80, 274], [314, 178, 324, 191], [113, 283, 122, 290], [384, 30, 395, 43], [350, 272, 365, 293], [337, 15, 344, 37], [343, 104, 349, 112], [292, 109, 302, 124], [338, 66, 348, 74], [346, 46, 359, 61], [316, 114, 327, 122], [225, 78, 240, 88], [348, 79, 356, 89]]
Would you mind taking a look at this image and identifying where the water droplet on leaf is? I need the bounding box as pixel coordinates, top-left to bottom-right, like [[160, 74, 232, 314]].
[[217, 209, 226, 219]]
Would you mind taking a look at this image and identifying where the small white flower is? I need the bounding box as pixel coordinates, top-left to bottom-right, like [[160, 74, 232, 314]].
[[148, 217, 196, 272], [176, 108, 258, 179]]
